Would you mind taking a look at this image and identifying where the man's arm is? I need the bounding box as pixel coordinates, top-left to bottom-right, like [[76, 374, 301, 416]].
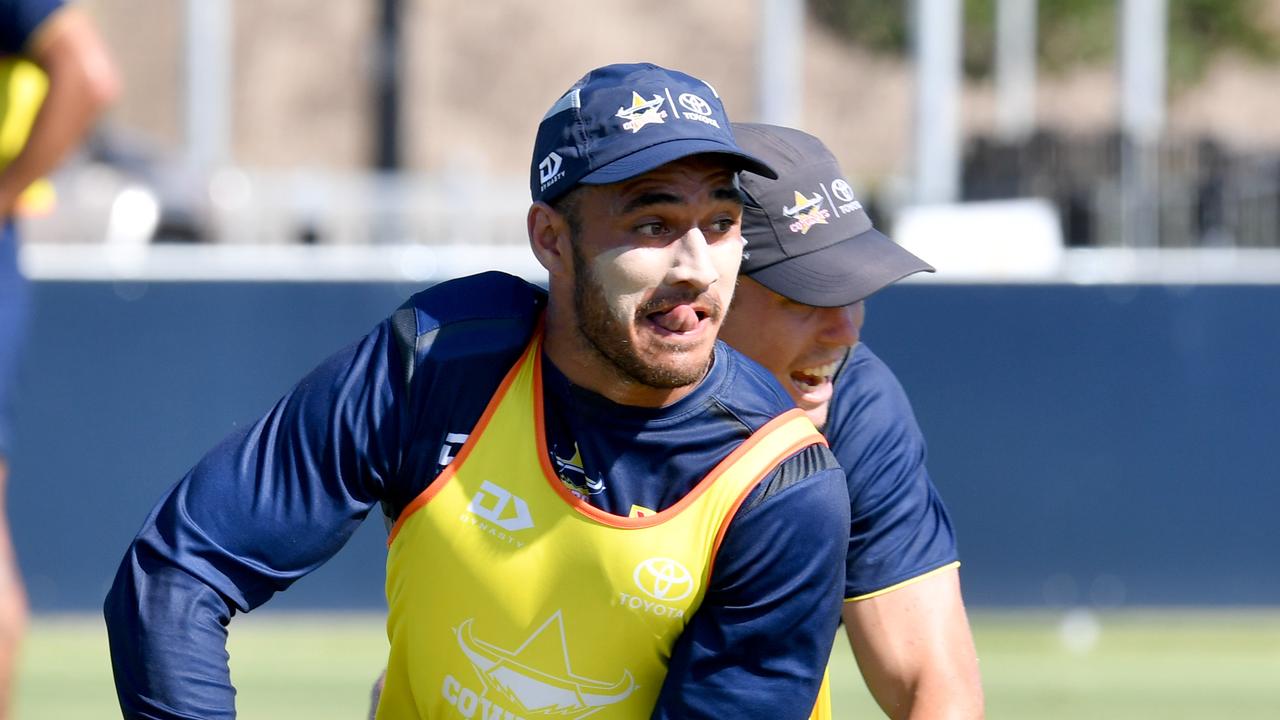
[[653, 448, 850, 720], [0, 5, 118, 216], [832, 345, 984, 718], [103, 320, 405, 720], [844, 566, 983, 719]]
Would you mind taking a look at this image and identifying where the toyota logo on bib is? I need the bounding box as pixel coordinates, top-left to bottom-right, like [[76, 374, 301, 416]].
[[633, 557, 694, 602]]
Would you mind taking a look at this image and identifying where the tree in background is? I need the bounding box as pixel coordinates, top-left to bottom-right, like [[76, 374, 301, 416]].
[[809, 0, 1280, 90]]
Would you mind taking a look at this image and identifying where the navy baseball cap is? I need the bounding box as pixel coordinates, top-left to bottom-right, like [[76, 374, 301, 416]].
[[733, 123, 934, 307], [531, 63, 777, 203]]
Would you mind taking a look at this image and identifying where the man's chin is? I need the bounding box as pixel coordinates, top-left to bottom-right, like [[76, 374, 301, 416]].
[[643, 357, 713, 389], [801, 405, 830, 430], [789, 386, 832, 430], [624, 342, 715, 389]]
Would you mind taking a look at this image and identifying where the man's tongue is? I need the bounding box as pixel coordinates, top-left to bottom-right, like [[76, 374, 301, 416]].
[[651, 305, 699, 333]]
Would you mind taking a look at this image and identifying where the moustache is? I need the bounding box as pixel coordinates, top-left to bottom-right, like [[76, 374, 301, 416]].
[[636, 292, 723, 322]]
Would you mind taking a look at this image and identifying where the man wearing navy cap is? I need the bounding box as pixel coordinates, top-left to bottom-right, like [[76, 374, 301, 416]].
[[721, 123, 984, 717], [105, 64, 849, 720]]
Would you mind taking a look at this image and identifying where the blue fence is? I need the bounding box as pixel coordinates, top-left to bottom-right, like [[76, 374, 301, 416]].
[[9, 279, 1280, 611]]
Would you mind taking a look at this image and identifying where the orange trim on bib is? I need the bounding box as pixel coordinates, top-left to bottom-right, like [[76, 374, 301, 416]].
[[706, 416, 828, 578], [537, 378, 824, 530], [392, 318, 825, 540], [386, 320, 542, 547]]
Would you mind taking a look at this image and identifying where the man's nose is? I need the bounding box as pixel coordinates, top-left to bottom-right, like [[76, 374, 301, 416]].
[[819, 302, 863, 347], [667, 227, 720, 290]]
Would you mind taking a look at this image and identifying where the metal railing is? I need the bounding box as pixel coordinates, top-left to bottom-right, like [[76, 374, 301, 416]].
[[960, 131, 1280, 249]]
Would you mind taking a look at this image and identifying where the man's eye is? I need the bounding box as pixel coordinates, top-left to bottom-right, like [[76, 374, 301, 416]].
[[636, 222, 668, 237], [708, 217, 737, 234], [782, 297, 815, 315]]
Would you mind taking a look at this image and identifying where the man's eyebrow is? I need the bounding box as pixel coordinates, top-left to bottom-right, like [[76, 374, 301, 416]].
[[712, 185, 744, 204], [620, 185, 743, 214], [621, 192, 681, 215]]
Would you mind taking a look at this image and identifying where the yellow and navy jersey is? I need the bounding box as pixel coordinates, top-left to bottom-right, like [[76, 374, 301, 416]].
[[826, 343, 961, 601], [378, 327, 828, 718], [104, 271, 850, 719]]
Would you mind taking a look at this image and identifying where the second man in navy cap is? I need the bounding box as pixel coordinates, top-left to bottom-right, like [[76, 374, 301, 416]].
[[721, 122, 985, 718]]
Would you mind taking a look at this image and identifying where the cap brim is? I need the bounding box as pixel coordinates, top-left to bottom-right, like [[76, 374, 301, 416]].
[[580, 138, 777, 186], [746, 228, 935, 307]]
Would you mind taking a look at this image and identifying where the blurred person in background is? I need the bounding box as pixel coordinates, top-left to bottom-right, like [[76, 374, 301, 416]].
[[0, 0, 118, 712], [721, 123, 984, 718]]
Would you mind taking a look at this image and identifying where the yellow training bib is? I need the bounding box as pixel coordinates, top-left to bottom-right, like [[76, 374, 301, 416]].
[[0, 57, 55, 215], [378, 329, 825, 719]]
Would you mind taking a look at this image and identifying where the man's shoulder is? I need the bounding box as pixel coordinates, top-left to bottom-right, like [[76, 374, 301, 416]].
[[401, 271, 546, 333], [391, 272, 546, 386], [830, 343, 916, 424], [738, 442, 844, 517], [711, 345, 846, 516], [826, 342, 927, 467], [398, 271, 545, 347], [838, 342, 898, 385], [711, 342, 799, 432]]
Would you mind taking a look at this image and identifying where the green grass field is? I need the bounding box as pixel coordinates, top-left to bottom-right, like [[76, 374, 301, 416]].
[[17, 609, 1280, 718]]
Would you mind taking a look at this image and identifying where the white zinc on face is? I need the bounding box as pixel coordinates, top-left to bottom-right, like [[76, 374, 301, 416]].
[[561, 157, 745, 402]]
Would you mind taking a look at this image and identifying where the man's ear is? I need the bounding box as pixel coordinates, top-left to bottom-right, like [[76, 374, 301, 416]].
[[528, 201, 572, 275]]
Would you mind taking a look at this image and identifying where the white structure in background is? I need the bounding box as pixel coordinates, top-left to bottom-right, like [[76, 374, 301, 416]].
[[757, 0, 803, 127], [912, 0, 963, 205], [902, 2, 1064, 278], [995, 0, 1037, 141], [1120, 0, 1167, 145], [186, 0, 233, 174], [1120, 0, 1168, 248], [893, 198, 1064, 279], [102, 184, 162, 277], [105, 185, 161, 247]]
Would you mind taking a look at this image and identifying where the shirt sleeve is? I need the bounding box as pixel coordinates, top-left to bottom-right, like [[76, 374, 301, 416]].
[[102, 318, 406, 719], [830, 345, 958, 599], [652, 449, 849, 720], [0, 0, 64, 54]]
